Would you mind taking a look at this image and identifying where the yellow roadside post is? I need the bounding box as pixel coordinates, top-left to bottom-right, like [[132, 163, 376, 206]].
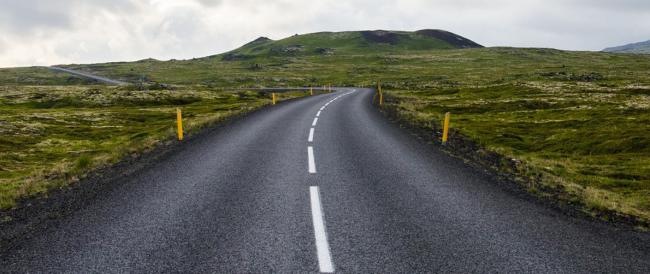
[[310, 87, 313, 96], [176, 108, 184, 141], [377, 81, 383, 106], [442, 112, 451, 143], [272, 93, 277, 105]]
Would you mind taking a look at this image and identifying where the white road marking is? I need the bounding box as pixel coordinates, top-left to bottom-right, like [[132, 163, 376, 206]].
[[308, 128, 315, 142], [312, 117, 319, 126], [308, 146, 317, 173], [316, 111, 321, 117], [310, 186, 334, 273]]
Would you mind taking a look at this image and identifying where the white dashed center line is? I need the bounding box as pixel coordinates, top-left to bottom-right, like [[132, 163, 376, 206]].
[[310, 186, 334, 273], [307, 146, 317, 174], [308, 128, 315, 142], [305, 89, 357, 272]]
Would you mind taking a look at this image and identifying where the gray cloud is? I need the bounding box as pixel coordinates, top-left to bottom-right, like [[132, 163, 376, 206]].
[[195, 0, 224, 7], [0, 37, 6, 55], [0, 1, 71, 33], [0, 0, 649, 67], [0, 0, 139, 33]]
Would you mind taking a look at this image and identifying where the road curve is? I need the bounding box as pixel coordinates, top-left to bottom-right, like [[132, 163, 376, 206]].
[[49, 67, 129, 85], [1, 88, 649, 273]]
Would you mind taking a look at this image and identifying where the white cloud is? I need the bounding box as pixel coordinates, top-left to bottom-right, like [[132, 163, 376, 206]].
[[0, 0, 649, 67]]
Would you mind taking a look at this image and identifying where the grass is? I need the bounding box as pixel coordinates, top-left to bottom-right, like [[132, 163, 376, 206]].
[[17, 48, 646, 90], [1, 30, 649, 223], [0, 85, 311, 208]]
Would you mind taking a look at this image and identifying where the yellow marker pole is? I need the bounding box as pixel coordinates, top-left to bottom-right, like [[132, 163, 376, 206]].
[[377, 81, 383, 106], [442, 112, 451, 143], [272, 93, 277, 105], [176, 108, 184, 141], [310, 87, 313, 96]]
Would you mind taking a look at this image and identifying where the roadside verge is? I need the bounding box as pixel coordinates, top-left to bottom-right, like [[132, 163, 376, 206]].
[[376, 90, 649, 231]]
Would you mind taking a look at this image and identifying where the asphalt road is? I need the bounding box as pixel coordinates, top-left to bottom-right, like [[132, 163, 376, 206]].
[[1, 88, 649, 273], [49, 67, 129, 85]]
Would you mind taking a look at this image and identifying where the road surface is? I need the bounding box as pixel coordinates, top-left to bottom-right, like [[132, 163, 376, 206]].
[[49, 67, 129, 85], [1, 88, 649, 273]]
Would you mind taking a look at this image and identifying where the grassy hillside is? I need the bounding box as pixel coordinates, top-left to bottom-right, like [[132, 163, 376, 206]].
[[1, 30, 649, 224]]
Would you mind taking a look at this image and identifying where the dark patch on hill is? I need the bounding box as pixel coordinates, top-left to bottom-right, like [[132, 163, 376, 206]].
[[416, 29, 483, 48], [361, 30, 405, 44], [221, 53, 251, 61], [315, 48, 334, 55], [270, 45, 304, 55]]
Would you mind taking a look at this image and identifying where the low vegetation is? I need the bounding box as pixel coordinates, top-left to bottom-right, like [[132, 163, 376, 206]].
[[0, 85, 308, 208]]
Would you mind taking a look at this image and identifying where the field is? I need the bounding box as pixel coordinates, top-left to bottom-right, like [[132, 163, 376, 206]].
[[1, 30, 649, 223], [0, 85, 308, 208]]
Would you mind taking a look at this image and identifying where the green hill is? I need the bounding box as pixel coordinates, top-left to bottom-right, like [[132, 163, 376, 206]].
[[603, 40, 650, 54], [218, 30, 482, 60]]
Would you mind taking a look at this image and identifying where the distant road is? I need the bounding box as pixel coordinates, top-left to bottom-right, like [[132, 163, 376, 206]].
[[1, 88, 649, 272], [48, 66, 129, 85]]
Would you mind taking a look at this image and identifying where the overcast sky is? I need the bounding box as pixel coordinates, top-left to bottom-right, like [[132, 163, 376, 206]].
[[1, 0, 649, 67]]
